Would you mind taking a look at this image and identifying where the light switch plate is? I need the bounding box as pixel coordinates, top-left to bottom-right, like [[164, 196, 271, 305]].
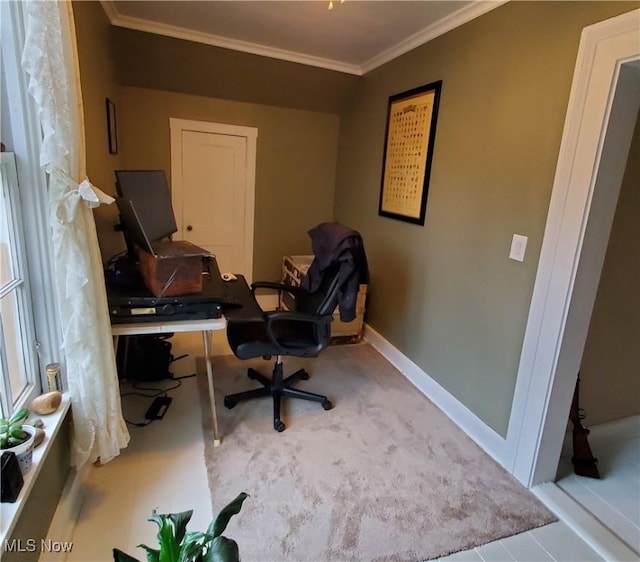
[[509, 234, 528, 262]]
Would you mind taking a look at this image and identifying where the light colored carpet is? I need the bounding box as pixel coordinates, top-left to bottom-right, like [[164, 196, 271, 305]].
[[197, 344, 555, 562]]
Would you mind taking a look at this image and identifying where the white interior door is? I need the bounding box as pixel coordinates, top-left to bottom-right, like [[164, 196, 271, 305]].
[[170, 119, 257, 280], [182, 131, 246, 272]]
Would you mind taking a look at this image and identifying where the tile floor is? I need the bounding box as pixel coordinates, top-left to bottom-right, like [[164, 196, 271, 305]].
[[65, 333, 636, 561], [555, 434, 640, 554]]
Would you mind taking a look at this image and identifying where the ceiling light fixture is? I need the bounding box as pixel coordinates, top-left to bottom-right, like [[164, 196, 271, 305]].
[[328, 0, 345, 10]]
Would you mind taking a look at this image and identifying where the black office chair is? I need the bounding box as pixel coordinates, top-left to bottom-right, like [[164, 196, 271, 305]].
[[223, 263, 342, 432]]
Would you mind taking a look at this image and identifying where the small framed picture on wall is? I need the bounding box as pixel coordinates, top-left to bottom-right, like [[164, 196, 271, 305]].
[[106, 98, 118, 155]]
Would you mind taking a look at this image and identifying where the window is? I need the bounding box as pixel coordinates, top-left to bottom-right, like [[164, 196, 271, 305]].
[[0, 1, 61, 418], [0, 154, 39, 416]]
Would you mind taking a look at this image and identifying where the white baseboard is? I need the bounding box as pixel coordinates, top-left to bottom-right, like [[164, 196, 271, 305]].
[[560, 414, 640, 458], [363, 324, 507, 468], [533, 482, 639, 561], [39, 462, 92, 562]]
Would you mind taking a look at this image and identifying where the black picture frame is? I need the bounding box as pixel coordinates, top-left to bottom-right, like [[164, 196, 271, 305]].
[[378, 80, 442, 226], [106, 98, 118, 155]]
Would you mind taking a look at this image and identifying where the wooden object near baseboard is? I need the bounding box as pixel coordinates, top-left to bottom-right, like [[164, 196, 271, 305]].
[[569, 373, 600, 479]]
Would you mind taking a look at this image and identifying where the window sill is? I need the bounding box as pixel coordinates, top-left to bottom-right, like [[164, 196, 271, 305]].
[[0, 394, 71, 544]]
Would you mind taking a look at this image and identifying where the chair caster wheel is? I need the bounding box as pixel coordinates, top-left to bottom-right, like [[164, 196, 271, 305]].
[[322, 399, 333, 411], [300, 371, 310, 380], [224, 397, 237, 409], [274, 420, 286, 432]]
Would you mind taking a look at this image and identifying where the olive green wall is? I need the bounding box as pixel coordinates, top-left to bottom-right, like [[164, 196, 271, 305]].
[[111, 27, 358, 115], [73, 1, 127, 262], [74, 2, 354, 271], [6, 414, 71, 562], [75, 0, 638, 432], [117, 87, 340, 281], [333, 1, 638, 435], [580, 110, 640, 427]]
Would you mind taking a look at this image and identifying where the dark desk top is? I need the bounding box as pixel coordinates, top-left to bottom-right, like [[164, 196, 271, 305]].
[[222, 275, 263, 321]]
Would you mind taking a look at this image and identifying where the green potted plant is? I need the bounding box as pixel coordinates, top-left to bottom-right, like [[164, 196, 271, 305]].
[[113, 492, 249, 562], [0, 407, 36, 474]]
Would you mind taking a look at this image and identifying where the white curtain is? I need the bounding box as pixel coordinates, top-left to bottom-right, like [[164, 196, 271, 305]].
[[21, 0, 129, 466]]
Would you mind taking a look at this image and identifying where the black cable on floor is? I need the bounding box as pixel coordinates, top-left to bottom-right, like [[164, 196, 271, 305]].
[[119, 351, 197, 427]]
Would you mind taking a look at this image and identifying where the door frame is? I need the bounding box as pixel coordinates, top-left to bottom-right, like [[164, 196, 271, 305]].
[[505, 9, 640, 487], [170, 118, 258, 282]]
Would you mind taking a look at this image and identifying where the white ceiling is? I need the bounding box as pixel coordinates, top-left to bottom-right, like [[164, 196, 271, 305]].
[[100, 1, 506, 75]]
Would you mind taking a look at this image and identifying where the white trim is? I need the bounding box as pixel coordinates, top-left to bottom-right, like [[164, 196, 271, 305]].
[[1, 0, 62, 388], [360, 0, 508, 74], [363, 324, 507, 468], [560, 415, 640, 459], [0, 154, 39, 410], [169, 118, 257, 284], [506, 9, 640, 488], [102, 7, 361, 76], [532, 482, 639, 561], [170, 118, 259, 140], [98, 0, 117, 23], [100, 0, 506, 76], [39, 463, 90, 562]]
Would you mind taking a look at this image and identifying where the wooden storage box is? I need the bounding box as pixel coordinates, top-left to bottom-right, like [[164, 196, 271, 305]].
[[138, 246, 203, 297], [282, 255, 367, 341]]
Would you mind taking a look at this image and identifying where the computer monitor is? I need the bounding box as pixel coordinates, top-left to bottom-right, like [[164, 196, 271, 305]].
[[115, 170, 177, 243], [114, 197, 155, 256]]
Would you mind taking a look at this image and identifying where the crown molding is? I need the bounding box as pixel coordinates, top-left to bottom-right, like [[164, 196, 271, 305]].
[[99, 0, 118, 23], [360, 0, 509, 74], [99, 1, 362, 75], [100, 0, 508, 77]]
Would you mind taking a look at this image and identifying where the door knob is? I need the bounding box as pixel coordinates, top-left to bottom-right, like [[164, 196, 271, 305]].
[[186, 225, 193, 231]]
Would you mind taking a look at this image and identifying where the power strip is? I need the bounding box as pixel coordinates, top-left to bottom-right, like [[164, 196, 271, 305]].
[[145, 396, 172, 420]]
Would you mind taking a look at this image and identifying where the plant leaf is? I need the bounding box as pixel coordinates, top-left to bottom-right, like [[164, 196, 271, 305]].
[[178, 531, 209, 562], [203, 536, 239, 562], [137, 544, 160, 562], [9, 407, 29, 425], [207, 493, 249, 538], [147, 510, 181, 562], [113, 548, 142, 562], [10, 427, 27, 440], [167, 510, 193, 545]]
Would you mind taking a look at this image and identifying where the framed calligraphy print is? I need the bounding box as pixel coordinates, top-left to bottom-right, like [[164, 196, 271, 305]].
[[378, 81, 442, 225]]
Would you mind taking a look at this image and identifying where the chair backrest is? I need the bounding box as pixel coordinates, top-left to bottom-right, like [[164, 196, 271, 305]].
[[294, 263, 342, 317]]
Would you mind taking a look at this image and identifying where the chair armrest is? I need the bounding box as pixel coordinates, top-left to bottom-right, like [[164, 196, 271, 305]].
[[251, 281, 302, 296], [251, 281, 303, 311], [263, 310, 331, 355]]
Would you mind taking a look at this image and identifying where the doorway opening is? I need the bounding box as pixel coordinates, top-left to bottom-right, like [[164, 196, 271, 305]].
[[506, 8, 639, 557]]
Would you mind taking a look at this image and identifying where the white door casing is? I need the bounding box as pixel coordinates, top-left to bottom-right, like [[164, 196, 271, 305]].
[[170, 118, 257, 281], [506, 9, 640, 487]]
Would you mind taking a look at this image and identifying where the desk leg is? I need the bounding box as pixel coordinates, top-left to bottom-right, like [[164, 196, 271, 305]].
[[202, 329, 222, 447]]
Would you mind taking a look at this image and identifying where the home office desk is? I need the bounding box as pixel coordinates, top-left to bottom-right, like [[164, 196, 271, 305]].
[[110, 273, 260, 446], [112, 317, 226, 446]]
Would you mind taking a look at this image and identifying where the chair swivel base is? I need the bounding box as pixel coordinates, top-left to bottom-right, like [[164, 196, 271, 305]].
[[223, 360, 332, 432]]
